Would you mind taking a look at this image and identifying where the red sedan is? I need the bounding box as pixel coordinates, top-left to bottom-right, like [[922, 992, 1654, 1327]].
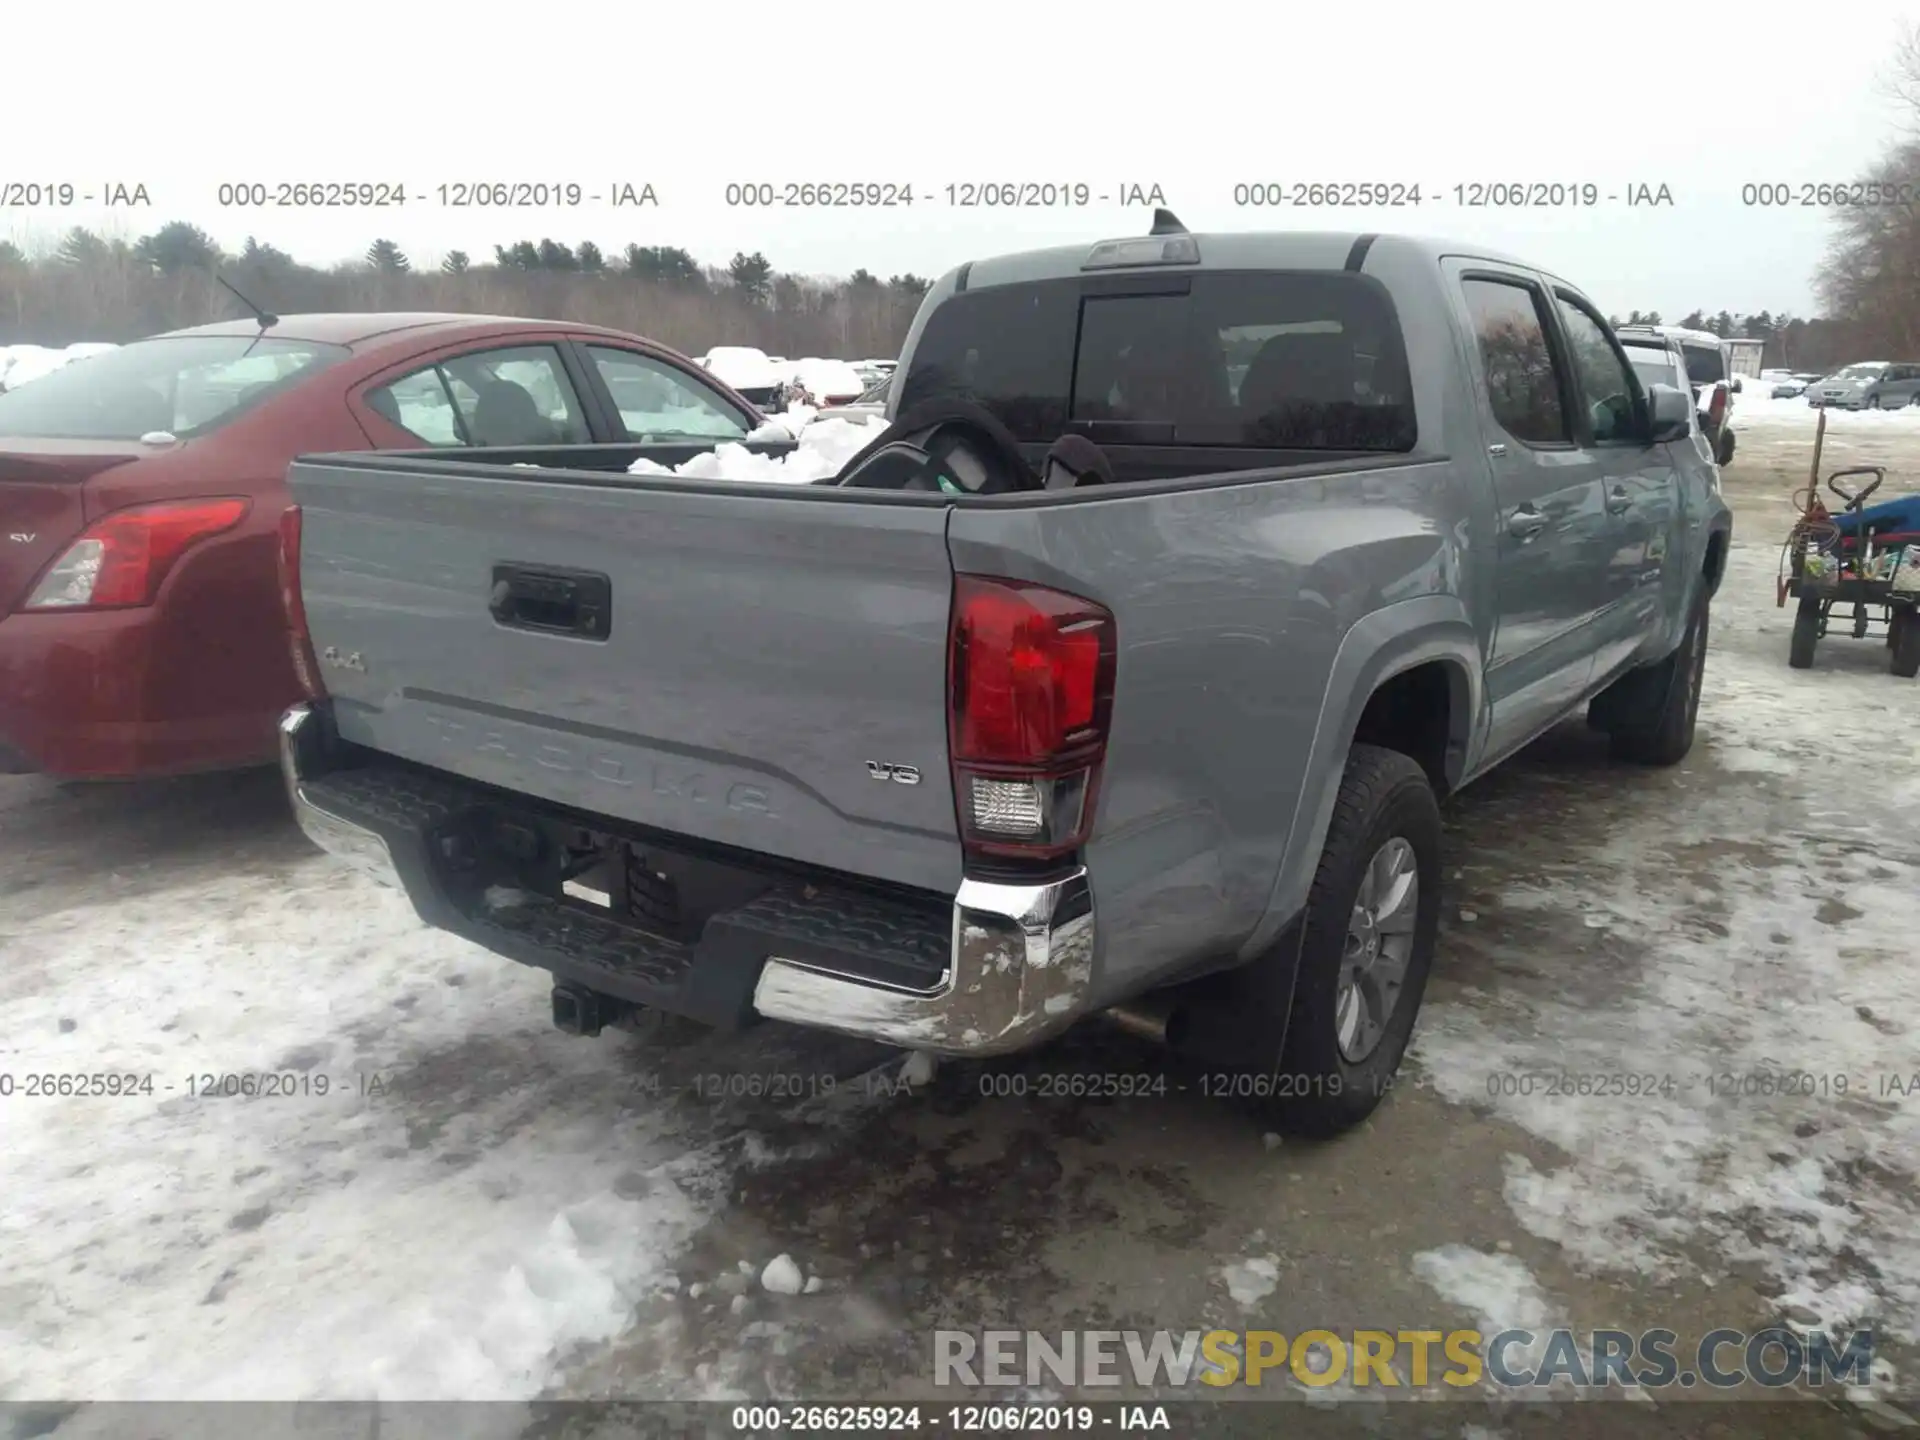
[[0, 313, 768, 779]]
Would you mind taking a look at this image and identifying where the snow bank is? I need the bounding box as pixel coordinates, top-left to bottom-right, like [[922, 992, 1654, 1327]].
[[0, 342, 118, 391], [628, 410, 886, 485]]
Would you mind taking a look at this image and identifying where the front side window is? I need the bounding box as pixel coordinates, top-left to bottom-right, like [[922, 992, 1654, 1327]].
[[585, 347, 750, 441], [0, 336, 347, 440], [1555, 297, 1641, 444]]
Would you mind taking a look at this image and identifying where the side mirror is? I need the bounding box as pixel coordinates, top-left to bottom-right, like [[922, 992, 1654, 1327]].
[[1647, 383, 1692, 443], [1731, 377, 1744, 394]]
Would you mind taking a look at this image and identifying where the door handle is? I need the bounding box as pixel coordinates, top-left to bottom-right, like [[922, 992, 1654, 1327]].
[[1507, 505, 1549, 539], [1605, 485, 1632, 515], [489, 563, 612, 640]]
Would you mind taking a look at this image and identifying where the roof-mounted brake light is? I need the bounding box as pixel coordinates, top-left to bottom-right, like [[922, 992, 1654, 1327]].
[[1083, 209, 1199, 270]]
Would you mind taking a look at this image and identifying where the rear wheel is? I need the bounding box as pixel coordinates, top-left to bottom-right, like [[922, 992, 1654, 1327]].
[[1790, 594, 1822, 669], [1892, 607, 1920, 678], [1716, 428, 1736, 466], [1259, 745, 1441, 1138]]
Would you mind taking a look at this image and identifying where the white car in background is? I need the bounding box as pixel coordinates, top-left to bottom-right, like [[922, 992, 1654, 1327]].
[[817, 374, 892, 422], [790, 358, 866, 408], [697, 346, 784, 411]]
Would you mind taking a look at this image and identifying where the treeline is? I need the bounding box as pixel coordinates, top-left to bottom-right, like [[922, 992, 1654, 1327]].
[[1815, 27, 1920, 363], [0, 224, 934, 359], [0, 181, 1908, 371]]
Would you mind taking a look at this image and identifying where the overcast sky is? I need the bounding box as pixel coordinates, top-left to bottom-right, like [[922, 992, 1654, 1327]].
[[8, 0, 1917, 320]]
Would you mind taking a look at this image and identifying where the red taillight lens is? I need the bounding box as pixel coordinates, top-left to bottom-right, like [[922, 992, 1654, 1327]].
[[277, 504, 326, 700], [1708, 385, 1729, 428], [948, 575, 1115, 859], [22, 497, 249, 611]]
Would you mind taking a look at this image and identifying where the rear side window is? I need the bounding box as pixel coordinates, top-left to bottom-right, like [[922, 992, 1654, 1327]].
[[1460, 278, 1568, 445], [367, 345, 591, 447], [898, 271, 1416, 451]]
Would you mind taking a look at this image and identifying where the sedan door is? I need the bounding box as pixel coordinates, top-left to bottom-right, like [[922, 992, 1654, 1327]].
[[1546, 291, 1678, 685]]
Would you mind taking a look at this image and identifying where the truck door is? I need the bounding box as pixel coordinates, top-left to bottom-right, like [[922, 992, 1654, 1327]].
[[1544, 291, 1678, 684], [1447, 263, 1608, 761]]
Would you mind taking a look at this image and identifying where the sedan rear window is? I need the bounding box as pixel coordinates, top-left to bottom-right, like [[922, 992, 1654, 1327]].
[[1624, 347, 1681, 392], [0, 336, 348, 440], [899, 270, 1416, 452]]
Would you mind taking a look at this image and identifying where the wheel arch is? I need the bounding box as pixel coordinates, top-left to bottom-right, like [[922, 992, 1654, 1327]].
[[1238, 596, 1481, 964]]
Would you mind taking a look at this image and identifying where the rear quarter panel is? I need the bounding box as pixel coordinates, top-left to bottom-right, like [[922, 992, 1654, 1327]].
[[947, 459, 1484, 1005]]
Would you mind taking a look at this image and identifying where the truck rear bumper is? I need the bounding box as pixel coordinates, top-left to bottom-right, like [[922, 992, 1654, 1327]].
[[278, 702, 1094, 1057]]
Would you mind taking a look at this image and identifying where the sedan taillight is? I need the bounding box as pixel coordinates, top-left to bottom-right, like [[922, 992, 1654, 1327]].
[[23, 498, 249, 610]]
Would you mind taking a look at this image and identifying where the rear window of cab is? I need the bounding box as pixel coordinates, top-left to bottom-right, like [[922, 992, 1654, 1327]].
[[898, 270, 1417, 452]]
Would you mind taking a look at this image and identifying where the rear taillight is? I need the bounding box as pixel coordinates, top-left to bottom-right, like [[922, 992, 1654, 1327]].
[[22, 497, 249, 610], [277, 505, 326, 700], [947, 575, 1116, 861], [1707, 384, 1729, 430]]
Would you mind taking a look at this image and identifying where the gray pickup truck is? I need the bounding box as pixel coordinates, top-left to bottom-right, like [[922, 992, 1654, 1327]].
[[277, 218, 1731, 1136]]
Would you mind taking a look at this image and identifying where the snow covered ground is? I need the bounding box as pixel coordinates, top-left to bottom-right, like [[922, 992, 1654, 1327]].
[[1412, 541, 1920, 1347], [0, 780, 902, 1403]]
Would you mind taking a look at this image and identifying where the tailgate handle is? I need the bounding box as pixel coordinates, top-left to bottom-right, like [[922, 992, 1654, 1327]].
[[488, 563, 612, 640]]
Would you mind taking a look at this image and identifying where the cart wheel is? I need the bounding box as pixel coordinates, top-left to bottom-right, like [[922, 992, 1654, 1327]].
[[1892, 608, 1920, 679], [1789, 594, 1821, 669]]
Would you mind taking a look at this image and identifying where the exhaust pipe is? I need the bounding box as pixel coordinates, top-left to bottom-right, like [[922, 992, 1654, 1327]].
[[1101, 1001, 1172, 1045]]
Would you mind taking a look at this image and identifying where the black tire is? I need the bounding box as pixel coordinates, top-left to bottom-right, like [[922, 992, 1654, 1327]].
[[1717, 428, 1735, 466], [1261, 745, 1442, 1139], [1790, 594, 1821, 669], [1892, 608, 1920, 678], [1609, 594, 1709, 765]]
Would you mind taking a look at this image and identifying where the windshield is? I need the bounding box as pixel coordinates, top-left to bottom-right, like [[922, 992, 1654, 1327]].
[[0, 336, 348, 440], [1831, 364, 1886, 382], [1679, 343, 1726, 385]]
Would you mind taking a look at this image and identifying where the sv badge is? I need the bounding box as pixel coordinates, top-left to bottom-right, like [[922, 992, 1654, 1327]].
[[7, 533, 35, 543], [865, 761, 921, 786]]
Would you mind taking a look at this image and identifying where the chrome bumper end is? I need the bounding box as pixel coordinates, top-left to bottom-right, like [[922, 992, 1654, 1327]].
[[752, 870, 1096, 1057], [278, 703, 402, 889]]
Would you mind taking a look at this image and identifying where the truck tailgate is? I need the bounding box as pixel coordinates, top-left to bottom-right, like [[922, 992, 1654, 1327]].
[[287, 460, 964, 893]]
